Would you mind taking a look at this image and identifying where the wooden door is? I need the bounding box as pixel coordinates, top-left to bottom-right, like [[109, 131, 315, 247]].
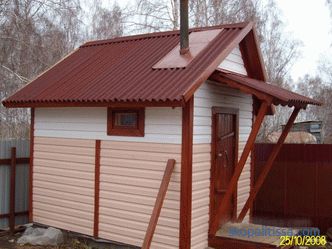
[[210, 107, 238, 227]]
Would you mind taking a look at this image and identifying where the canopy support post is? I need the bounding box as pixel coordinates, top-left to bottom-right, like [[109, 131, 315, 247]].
[[237, 107, 301, 221]]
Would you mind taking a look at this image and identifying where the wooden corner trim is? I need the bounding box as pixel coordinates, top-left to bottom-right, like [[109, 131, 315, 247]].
[[29, 107, 35, 223], [179, 97, 194, 249], [94, 140, 101, 238]]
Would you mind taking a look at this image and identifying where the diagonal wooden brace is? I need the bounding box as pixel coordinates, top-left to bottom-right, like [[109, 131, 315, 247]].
[[209, 101, 270, 236], [237, 107, 301, 221]]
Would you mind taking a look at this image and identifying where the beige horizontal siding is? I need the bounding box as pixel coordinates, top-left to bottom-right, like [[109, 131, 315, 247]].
[[33, 137, 95, 236], [191, 144, 210, 248], [99, 141, 181, 249]]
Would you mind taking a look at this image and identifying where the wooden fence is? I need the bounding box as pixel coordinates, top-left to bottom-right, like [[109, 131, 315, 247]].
[[252, 144, 332, 233], [0, 140, 30, 231]]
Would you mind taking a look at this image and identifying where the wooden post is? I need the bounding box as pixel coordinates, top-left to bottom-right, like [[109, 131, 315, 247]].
[[94, 140, 101, 238], [142, 159, 176, 249], [209, 101, 269, 236], [237, 107, 301, 221], [29, 107, 35, 222], [180, 97, 193, 249], [9, 147, 16, 233]]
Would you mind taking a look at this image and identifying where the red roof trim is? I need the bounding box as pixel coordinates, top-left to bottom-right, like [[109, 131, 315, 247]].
[[2, 100, 184, 108], [182, 22, 254, 101], [81, 22, 250, 48]]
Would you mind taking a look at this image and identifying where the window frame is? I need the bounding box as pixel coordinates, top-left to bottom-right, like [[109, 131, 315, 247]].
[[107, 108, 145, 137]]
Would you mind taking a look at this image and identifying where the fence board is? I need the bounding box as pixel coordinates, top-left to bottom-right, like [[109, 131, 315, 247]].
[[0, 139, 30, 229], [252, 144, 332, 233]]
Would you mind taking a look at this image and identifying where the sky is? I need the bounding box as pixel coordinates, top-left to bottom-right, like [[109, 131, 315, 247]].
[[105, 0, 332, 81], [275, 0, 332, 81]]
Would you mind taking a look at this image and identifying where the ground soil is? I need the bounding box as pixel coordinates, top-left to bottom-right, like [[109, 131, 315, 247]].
[[0, 232, 95, 249], [0, 229, 137, 249]]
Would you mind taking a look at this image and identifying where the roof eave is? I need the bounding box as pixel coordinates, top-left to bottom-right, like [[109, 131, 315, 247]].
[[210, 70, 322, 110], [2, 99, 185, 108]]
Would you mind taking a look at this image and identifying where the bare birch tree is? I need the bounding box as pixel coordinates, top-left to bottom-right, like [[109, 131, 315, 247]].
[[296, 74, 332, 143], [125, 0, 180, 33], [0, 0, 81, 138], [89, 1, 124, 40], [0, 0, 302, 140]]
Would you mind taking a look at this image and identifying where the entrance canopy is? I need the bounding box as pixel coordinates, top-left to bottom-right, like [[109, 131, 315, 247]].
[[208, 69, 322, 237], [210, 69, 322, 109]]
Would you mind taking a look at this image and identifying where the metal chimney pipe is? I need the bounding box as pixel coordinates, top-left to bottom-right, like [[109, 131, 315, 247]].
[[180, 0, 189, 54]]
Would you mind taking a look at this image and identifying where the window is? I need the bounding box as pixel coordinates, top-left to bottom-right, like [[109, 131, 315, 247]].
[[107, 108, 145, 136]]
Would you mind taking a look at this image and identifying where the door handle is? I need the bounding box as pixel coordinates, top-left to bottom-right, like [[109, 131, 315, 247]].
[[223, 150, 229, 167]]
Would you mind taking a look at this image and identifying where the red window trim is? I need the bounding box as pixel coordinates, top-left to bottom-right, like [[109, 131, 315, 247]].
[[107, 108, 145, 137]]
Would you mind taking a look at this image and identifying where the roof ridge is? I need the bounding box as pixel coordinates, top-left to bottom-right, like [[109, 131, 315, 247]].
[[80, 22, 250, 48]]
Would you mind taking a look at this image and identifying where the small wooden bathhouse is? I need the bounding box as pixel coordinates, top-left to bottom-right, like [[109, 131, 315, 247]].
[[3, 21, 320, 248]]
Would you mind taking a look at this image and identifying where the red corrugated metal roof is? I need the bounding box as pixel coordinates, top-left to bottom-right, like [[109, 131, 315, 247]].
[[2, 22, 253, 107], [213, 69, 322, 107]]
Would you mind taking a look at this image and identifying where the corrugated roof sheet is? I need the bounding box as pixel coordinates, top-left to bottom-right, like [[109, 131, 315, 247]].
[[2, 22, 253, 107], [214, 69, 322, 107]]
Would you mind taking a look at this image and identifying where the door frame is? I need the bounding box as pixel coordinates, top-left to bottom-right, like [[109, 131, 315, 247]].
[[209, 107, 239, 229]]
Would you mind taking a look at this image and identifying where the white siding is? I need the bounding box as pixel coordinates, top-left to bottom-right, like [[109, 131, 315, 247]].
[[99, 141, 181, 249], [35, 107, 182, 144], [219, 46, 248, 75], [192, 80, 253, 247]]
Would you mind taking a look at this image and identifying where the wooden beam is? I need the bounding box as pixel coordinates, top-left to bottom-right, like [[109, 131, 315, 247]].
[[179, 97, 194, 249], [0, 210, 29, 219], [237, 108, 300, 221], [0, 158, 29, 165], [239, 29, 267, 82], [29, 107, 35, 222], [9, 147, 16, 233], [183, 22, 254, 101], [209, 235, 282, 249], [94, 140, 101, 238], [209, 73, 272, 103], [142, 159, 176, 249], [209, 101, 269, 236]]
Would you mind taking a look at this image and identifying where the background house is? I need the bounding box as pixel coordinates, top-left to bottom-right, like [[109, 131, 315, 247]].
[[281, 120, 322, 143]]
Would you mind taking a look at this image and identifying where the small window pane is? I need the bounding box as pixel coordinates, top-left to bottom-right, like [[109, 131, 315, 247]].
[[114, 112, 138, 128], [311, 124, 320, 129]]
